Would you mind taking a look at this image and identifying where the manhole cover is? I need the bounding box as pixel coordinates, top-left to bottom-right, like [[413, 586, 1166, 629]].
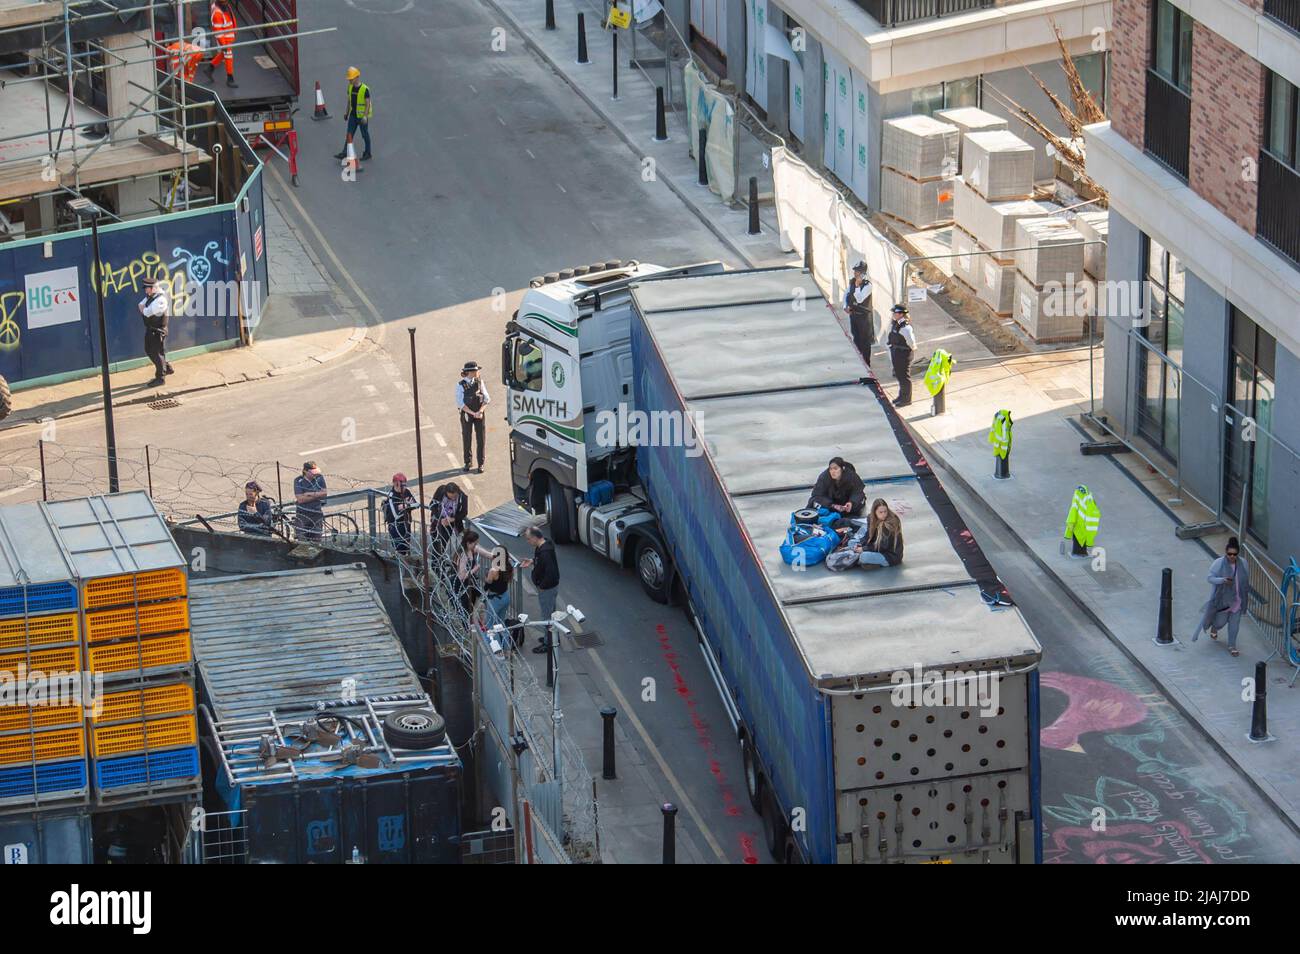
[[290, 293, 336, 317], [1085, 560, 1142, 593], [1044, 387, 1084, 401], [148, 398, 181, 410], [569, 631, 603, 649]]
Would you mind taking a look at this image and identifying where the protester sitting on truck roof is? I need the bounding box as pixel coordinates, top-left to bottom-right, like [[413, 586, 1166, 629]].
[[809, 457, 866, 516], [854, 498, 904, 568], [237, 481, 273, 536]]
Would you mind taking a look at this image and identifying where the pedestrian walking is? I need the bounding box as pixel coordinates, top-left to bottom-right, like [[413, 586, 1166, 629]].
[[383, 472, 417, 555], [137, 277, 173, 386], [456, 360, 490, 473], [202, 0, 238, 87], [886, 304, 916, 407], [521, 526, 560, 654], [333, 67, 373, 162], [293, 460, 328, 542], [844, 261, 875, 368], [237, 480, 272, 536], [1195, 537, 1249, 656]]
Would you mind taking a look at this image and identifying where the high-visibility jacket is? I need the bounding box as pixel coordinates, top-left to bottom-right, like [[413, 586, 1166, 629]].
[[988, 409, 1012, 459], [1064, 485, 1100, 547], [347, 82, 373, 121], [211, 4, 235, 44], [923, 349, 953, 396], [167, 41, 203, 82]]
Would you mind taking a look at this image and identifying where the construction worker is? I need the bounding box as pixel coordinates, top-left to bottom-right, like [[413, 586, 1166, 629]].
[[334, 67, 373, 162], [886, 304, 917, 407], [167, 28, 205, 84], [1063, 484, 1100, 557], [844, 260, 874, 368], [202, 0, 238, 88]]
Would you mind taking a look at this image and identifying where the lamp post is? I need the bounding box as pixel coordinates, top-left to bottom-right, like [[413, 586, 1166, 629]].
[[67, 196, 119, 493]]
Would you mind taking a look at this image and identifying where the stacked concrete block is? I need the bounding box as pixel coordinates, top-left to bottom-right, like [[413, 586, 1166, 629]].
[[935, 107, 1008, 172], [963, 130, 1035, 201], [954, 177, 1056, 256], [1014, 218, 1086, 287], [1015, 272, 1095, 343], [1074, 210, 1109, 280], [950, 225, 981, 290], [976, 257, 1017, 316], [880, 116, 960, 229], [881, 168, 954, 229]]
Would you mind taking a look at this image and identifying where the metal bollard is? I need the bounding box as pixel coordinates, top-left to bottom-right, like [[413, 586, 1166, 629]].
[[748, 176, 760, 234], [654, 87, 668, 141], [698, 128, 708, 185], [932, 383, 946, 416], [577, 13, 590, 64], [611, 31, 618, 100], [600, 706, 617, 779], [545, 0, 555, 29], [1249, 661, 1270, 741], [661, 802, 678, 863], [1155, 568, 1174, 644], [545, 630, 555, 689], [994, 452, 1010, 480], [803, 225, 814, 272]]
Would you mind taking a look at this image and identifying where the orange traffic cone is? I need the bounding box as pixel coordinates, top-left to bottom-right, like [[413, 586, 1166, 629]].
[[312, 80, 329, 120], [345, 137, 363, 175]]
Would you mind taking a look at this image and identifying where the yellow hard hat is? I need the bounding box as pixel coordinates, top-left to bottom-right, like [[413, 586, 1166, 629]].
[[346, 67, 361, 80]]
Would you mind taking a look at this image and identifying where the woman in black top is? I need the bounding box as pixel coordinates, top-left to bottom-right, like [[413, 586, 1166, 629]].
[[383, 472, 417, 555], [854, 498, 904, 568], [237, 481, 273, 536], [483, 547, 513, 623], [809, 457, 866, 516]]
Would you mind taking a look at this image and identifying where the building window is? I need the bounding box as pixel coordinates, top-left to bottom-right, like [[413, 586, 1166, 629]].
[[911, 78, 980, 116], [1265, 71, 1299, 171], [1074, 51, 1108, 111], [1224, 308, 1275, 545], [1136, 236, 1184, 460], [1152, 0, 1193, 93]]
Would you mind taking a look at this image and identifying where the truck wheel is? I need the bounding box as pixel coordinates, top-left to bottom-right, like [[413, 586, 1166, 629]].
[[382, 709, 446, 749], [0, 376, 11, 421], [741, 736, 763, 813], [547, 479, 574, 544], [761, 787, 788, 863], [635, 537, 670, 604]]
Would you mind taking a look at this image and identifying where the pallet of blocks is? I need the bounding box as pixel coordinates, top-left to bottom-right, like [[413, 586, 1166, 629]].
[[953, 176, 1057, 255], [1073, 210, 1109, 281], [962, 130, 1035, 201], [880, 115, 960, 228], [950, 225, 981, 291], [934, 107, 1008, 172], [1013, 217, 1092, 342], [40, 493, 200, 807], [0, 505, 89, 812]]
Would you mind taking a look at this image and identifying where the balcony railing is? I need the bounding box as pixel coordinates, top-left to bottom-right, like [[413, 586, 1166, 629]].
[[1264, 0, 1300, 36], [854, 0, 994, 28], [1144, 70, 1191, 181], [1258, 150, 1300, 268]]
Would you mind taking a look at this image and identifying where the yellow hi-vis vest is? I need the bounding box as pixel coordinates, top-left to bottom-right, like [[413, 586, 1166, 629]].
[[923, 349, 953, 396], [347, 82, 373, 121], [1065, 485, 1101, 547], [988, 410, 1012, 459]]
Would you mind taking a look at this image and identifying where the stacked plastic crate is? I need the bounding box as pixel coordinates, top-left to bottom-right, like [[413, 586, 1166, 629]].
[[42, 493, 200, 806], [0, 505, 88, 809]]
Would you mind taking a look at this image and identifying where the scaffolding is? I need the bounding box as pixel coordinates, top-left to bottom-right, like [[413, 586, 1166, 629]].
[[0, 1, 324, 239]]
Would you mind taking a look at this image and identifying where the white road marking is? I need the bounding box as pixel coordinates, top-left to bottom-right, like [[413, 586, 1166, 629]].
[[525, 148, 536, 159], [468, 83, 478, 94], [497, 115, 507, 126], [445, 451, 459, 466], [434, 432, 447, 447], [462, 477, 475, 491], [556, 183, 567, 193], [351, 368, 368, 380], [392, 380, 410, 393], [363, 384, 379, 395], [374, 402, 389, 415], [298, 424, 437, 456]]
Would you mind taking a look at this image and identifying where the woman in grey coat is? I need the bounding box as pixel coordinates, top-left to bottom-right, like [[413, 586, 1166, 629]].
[[1195, 537, 1248, 656]]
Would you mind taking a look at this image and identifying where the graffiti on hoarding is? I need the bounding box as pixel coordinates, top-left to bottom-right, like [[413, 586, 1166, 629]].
[[171, 241, 228, 285], [0, 291, 22, 351]]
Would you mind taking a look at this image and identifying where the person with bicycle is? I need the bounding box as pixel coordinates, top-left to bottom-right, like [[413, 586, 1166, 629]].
[[237, 480, 273, 536], [384, 472, 418, 555], [294, 460, 328, 542]]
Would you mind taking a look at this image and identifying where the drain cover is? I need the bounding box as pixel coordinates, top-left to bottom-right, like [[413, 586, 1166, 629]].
[[1044, 387, 1084, 401], [148, 398, 181, 410], [569, 631, 603, 649]]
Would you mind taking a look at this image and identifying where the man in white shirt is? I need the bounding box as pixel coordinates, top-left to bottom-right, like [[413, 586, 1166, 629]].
[[844, 260, 875, 368], [456, 360, 490, 473], [886, 304, 917, 407], [137, 277, 173, 386]]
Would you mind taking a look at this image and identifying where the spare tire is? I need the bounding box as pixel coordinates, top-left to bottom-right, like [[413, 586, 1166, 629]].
[[792, 508, 820, 522], [382, 709, 446, 749]]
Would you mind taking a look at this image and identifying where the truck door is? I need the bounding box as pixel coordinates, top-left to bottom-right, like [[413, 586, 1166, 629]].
[[505, 331, 587, 492]]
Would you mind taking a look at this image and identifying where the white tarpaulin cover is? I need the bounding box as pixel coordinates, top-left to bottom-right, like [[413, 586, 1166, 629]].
[[633, 0, 662, 22], [771, 146, 907, 329], [850, 68, 872, 204], [745, 0, 768, 111], [684, 62, 737, 201]]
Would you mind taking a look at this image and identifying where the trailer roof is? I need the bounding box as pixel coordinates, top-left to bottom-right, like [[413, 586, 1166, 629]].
[[632, 269, 1041, 686]]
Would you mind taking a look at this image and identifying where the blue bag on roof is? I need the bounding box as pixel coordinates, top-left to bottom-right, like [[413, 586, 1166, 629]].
[[779, 508, 841, 566]]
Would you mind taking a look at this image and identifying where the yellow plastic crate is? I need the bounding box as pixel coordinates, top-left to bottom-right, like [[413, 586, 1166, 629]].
[[83, 569, 188, 609], [85, 600, 190, 644], [87, 633, 191, 676], [0, 701, 83, 734], [91, 714, 197, 757], [94, 683, 194, 725], [0, 612, 79, 652], [0, 727, 85, 765], [0, 646, 81, 679]]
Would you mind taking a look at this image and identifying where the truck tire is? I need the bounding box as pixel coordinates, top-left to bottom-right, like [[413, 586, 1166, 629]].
[[547, 478, 574, 544], [741, 736, 763, 813], [634, 536, 670, 604], [761, 787, 788, 863], [382, 709, 446, 749], [0, 376, 11, 422]]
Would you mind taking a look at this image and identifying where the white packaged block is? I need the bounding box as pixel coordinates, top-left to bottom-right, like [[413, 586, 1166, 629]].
[[935, 107, 1008, 172], [963, 130, 1035, 200], [977, 256, 1017, 315], [1074, 210, 1109, 279], [1014, 272, 1094, 342], [1014, 217, 1086, 287], [881, 115, 960, 180], [881, 167, 954, 229], [950, 225, 980, 288], [953, 177, 1056, 258]]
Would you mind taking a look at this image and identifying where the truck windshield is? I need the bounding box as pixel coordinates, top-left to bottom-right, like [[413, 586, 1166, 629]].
[[513, 341, 543, 391]]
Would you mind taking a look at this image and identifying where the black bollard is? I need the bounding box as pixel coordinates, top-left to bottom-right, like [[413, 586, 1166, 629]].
[[577, 13, 589, 64], [994, 452, 1010, 480], [612, 31, 618, 100], [545, 629, 555, 689], [1249, 661, 1269, 741], [932, 383, 946, 416], [600, 706, 617, 779], [748, 176, 760, 234], [1156, 568, 1174, 644], [545, 0, 555, 30], [803, 225, 814, 272], [698, 128, 708, 185], [654, 87, 668, 141], [661, 802, 678, 863]]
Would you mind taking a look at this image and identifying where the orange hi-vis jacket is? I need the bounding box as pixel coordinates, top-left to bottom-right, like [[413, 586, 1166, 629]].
[[167, 41, 203, 82], [211, 4, 235, 45]]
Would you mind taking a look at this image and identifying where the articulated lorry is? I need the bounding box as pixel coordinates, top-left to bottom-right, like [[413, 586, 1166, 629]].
[[502, 264, 1043, 863]]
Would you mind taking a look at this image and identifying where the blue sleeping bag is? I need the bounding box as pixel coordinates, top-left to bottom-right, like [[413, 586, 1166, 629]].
[[779, 508, 841, 566]]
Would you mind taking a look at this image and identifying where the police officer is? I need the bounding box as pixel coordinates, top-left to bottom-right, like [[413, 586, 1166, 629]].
[[887, 304, 917, 407], [137, 277, 173, 386], [457, 361, 490, 473], [844, 261, 875, 368]]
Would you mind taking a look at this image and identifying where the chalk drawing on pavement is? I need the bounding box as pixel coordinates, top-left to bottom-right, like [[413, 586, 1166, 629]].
[[1040, 671, 1148, 753]]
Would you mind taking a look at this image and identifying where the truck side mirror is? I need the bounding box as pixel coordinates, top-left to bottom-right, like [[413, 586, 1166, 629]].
[[501, 336, 514, 389]]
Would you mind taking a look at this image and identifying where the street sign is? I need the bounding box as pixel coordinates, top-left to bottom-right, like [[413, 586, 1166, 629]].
[[607, 4, 631, 28]]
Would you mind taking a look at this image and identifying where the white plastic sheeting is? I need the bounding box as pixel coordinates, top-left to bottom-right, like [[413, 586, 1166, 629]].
[[744, 0, 768, 111], [684, 62, 738, 200], [771, 146, 907, 329]]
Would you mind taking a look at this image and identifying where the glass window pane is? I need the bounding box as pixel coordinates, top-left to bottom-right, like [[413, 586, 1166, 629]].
[[1146, 285, 1167, 345], [1231, 307, 1256, 363], [1146, 237, 1167, 286], [1268, 72, 1296, 161], [1074, 52, 1105, 105], [944, 77, 979, 109], [1176, 9, 1193, 92], [1166, 252, 1185, 305], [1162, 362, 1179, 459], [911, 83, 944, 117], [515, 342, 543, 392], [1154, 0, 1175, 80], [1250, 374, 1274, 543], [1257, 328, 1276, 378], [1166, 297, 1184, 365]]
